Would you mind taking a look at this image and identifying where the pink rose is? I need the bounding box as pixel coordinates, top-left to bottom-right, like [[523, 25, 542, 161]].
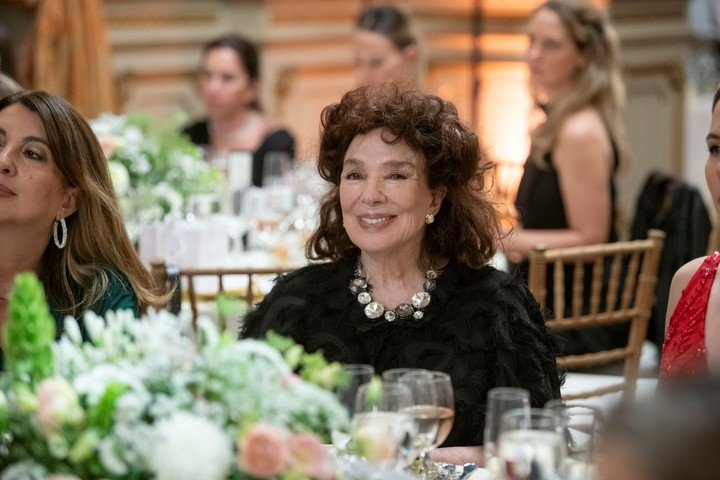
[[36, 378, 84, 434], [281, 374, 302, 387], [238, 424, 290, 478], [288, 433, 336, 480], [97, 135, 119, 158]]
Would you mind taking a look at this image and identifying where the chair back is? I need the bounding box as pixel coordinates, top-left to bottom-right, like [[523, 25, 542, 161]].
[[528, 230, 665, 403], [151, 261, 292, 330]]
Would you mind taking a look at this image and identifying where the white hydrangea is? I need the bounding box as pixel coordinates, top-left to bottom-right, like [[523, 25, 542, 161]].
[[147, 412, 233, 480], [108, 161, 131, 196], [0, 461, 47, 480]]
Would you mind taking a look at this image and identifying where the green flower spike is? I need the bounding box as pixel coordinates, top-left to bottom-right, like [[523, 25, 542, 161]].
[[3, 272, 56, 385]]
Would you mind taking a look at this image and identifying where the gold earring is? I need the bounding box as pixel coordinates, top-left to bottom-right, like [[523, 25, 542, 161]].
[[425, 214, 435, 224]]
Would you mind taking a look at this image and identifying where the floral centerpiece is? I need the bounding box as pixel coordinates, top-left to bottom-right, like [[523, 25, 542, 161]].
[[90, 113, 224, 230], [0, 274, 349, 480]]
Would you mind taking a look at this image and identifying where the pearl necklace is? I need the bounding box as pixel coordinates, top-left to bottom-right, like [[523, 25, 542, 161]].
[[349, 262, 438, 322]]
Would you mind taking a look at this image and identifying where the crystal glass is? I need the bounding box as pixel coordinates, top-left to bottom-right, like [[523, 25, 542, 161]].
[[352, 382, 415, 468], [381, 368, 429, 382], [332, 364, 375, 452], [498, 408, 565, 480], [483, 388, 531, 476], [263, 151, 292, 186], [399, 371, 455, 452], [545, 400, 603, 480]]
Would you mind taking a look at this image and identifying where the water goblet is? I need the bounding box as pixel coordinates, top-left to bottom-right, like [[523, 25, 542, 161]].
[[545, 399, 603, 480], [498, 408, 565, 480], [332, 364, 375, 452], [382, 367, 430, 383], [484, 388, 531, 476], [351, 382, 415, 469]]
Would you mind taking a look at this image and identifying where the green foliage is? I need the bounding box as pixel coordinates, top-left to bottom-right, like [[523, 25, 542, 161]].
[[3, 273, 55, 385], [263, 331, 345, 390], [87, 383, 126, 434], [216, 293, 247, 321]]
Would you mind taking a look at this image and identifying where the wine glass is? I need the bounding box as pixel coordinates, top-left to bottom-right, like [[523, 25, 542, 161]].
[[484, 388, 531, 476], [545, 399, 603, 480], [332, 364, 375, 452], [498, 408, 565, 480], [399, 371, 455, 477], [352, 382, 415, 468], [382, 367, 429, 382]]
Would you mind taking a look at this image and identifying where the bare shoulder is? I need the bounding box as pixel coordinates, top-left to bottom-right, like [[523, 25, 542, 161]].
[[554, 108, 612, 172], [671, 256, 707, 292], [665, 256, 707, 329], [557, 108, 610, 145]]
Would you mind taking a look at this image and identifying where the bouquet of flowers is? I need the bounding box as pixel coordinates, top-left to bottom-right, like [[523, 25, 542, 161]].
[[90, 113, 224, 228], [0, 274, 349, 480]]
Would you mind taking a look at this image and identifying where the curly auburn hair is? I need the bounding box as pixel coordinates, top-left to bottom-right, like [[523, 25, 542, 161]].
[[307, 85, 499, 270]]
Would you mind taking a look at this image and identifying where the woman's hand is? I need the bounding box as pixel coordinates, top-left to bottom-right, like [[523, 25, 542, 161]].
[[428, 446, 485, 466]]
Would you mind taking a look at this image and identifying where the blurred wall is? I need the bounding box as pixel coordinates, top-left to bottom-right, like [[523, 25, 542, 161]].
[[102, 0, 691, 235]]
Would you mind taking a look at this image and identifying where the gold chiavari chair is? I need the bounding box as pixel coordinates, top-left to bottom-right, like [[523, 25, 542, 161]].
[[151, 261, 293, 330], [528, 230, 665, 403]]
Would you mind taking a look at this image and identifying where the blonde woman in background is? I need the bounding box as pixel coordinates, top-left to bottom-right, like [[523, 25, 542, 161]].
[[503, 0, 632, 355], [0, 91, 168, 370]]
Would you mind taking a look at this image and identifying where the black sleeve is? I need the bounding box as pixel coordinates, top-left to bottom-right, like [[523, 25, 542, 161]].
[[239, 272, 309, 343], [452, 274, 563, 446], [252, 129, 296, 187], [492, 279, 563, 407], [182, 120, 210, 146]]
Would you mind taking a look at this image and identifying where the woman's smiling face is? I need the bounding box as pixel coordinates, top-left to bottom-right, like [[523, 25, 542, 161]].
[[339, 128, 443, 260]]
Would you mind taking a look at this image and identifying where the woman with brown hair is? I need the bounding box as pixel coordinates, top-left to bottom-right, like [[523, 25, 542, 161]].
[[241, 85, 561, 460], [505, 0, 631, 355], [183, 34, 295, 187], [0, 91, 167, 369]]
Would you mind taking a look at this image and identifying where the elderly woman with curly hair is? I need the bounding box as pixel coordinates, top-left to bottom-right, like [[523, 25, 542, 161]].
[[241, 85, 561, 462]]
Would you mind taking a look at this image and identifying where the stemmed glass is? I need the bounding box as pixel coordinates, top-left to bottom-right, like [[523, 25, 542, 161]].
[[332, 364, 375, 452], [498, 408, 566, 480], [484, 388, 531, 476], [352, 382, 416, 468], [381, 367, 429, 383], [545, 400, 603, 480]]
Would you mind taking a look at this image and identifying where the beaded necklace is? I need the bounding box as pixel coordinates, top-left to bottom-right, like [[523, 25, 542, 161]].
[[348, 262, 438, 322]]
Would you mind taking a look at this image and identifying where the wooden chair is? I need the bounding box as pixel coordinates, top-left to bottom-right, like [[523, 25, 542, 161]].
[[528, 230, 665, 403], [151, 261, 293, 330]]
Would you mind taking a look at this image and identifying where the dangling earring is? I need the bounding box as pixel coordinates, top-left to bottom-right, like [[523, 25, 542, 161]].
[[425, 213, 435, 225], [53, 218, 67, 249]]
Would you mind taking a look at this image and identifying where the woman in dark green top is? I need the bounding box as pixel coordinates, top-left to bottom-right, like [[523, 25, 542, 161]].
[[0, 91, 167, 369]]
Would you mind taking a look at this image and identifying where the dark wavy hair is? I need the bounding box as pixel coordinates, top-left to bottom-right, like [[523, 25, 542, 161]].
[[307, 85, 499, 270]]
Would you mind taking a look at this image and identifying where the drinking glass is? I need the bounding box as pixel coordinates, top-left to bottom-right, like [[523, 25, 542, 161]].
[[399, 371, 455, 453], [382, 367, 429, 382], [484, 388, 531, 476], [352, 382, 415, 468], [332, 364, 375, 452], [498, 408, 565, 480], [263, 151, 291, 186], [545, 400, 603, 480]]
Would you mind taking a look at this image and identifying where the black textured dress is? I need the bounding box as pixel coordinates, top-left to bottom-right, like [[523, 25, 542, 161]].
[[241, 259, 562, 447], [514, 150, 624, 356], [182, 120, 295, 187]]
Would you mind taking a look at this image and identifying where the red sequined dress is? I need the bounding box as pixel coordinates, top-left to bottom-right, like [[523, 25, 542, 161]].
[[660, 252, 720, 377]]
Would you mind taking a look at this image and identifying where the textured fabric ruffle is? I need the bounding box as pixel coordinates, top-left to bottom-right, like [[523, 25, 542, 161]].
[[241, 259, 563, 447]]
